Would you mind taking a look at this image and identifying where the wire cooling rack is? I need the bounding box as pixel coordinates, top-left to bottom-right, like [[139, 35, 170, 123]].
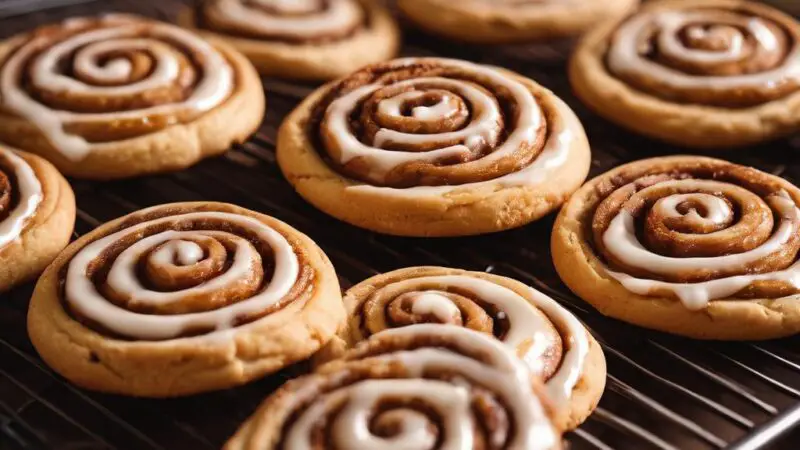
[[1, 0, 800, 449]]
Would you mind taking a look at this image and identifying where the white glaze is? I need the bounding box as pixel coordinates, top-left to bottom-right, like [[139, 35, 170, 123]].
[[523, 285, 590, 405], [608, 258, 800, 311], [259, 0, 320, 15], [334, 58, 579, 198], [410, 96, 458, 121], [324, 59, 534, 179], [652, 193, 731, 227], [604, 188, 798, 274], [602, 187, 800, 310], [64, 211, 299, 340], [662, 24, 744, 65], [376, 91, 461, 123], [409, 291, 460, 321], [34, 37, 179, 95], [608, 9, 800, 92], [750, 18, 780, 52], [105, 230, 264, 308], [206, 0, 362, 39], [330, 380, 469, 449], [324, 76, 506, 179], [0, 16, 233, 161], [0, 148, 43, 250], [150, 239, 205, 267], [387, 275, 589, 407], [350, 95, 576, 197], [285, 325, 558, 450]]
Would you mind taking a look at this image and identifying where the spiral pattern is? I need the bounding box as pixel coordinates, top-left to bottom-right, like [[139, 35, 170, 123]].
[[345, 271, 589, 409], [606, 1, 800, 107], [62, 205, 314, 340], [199, 0, 365, 43], [590, 159, 800, 310], [0, 14, 234, 161], [0, 147, 42, 250], [311, 57, 577, 192], [226, 325, 560, 450]]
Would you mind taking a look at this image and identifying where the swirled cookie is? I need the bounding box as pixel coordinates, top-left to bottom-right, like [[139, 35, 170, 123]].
[[27, 202, 344, 397], [570, 0, 800, 148], [278, 57, 591, 237], [0, 14, 264, 178], [552, 156, 800, 340], [226, 324, 563, 449], [317, 266, 606, 430]]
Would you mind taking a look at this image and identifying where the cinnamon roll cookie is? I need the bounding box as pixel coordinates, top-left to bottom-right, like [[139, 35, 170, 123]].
[[226, 325, 563, 449], [277, 57, 591, 237], [0, 14, 264, 179], [0, 145, 74, 292], [27, 202, 344, 397], [570, 0, 800, 149], [398, 0, 639, 44], [179, 0, 399, 81], [552, 156, 800, 340], [317, 267, 605, 430]]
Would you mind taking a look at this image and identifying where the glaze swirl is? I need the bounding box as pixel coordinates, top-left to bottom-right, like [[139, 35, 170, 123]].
[[0, 147, 42, 249], [587, 158, 800, 310], [336, 270, 590, 412], [310, 57, 578, 195], [225, 325, 561, 450], [0, 14, 234, 161], [606, 1, 800, 107], [198, 0, 366, 43], [61, 203, 315, 341]]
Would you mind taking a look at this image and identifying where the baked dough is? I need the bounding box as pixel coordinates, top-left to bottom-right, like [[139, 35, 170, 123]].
[[277, 57, 591, 237], [316, 266, 606, 431], [226, 325, 563, 449], [552, 156, 800, 340], [0, 14, 264, 179], [27, 202, 344, 397], [179, 0, 400, 81], [570, 0, 800, 148], [0, 145, 74, 292], [398, 0, 639, 44]]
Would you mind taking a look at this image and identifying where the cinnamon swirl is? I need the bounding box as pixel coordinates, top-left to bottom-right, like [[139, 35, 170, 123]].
[[179, 0, 399, 80], [277, 57, 591, 237], [552, 156, 800, 340], [0, 14, 264, 179], [0, 145, 74, 292], [316, 266, 606, 430], [27, 202, 344, 397], [226, 325, 563, 449], [570, 0, 800, 148]]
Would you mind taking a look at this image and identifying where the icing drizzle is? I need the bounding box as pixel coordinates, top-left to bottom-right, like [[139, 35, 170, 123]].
[[282, 325, 560, 450], [0, 148, 43, 249], [596, 173, 800, 310], [201, 0, 364, 42], [316, 57, 579, 197], [0, 15, 233, 161], [64, 210, 300, 340], [607, 6, 800, 106], [360, 274, 589, 408]]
